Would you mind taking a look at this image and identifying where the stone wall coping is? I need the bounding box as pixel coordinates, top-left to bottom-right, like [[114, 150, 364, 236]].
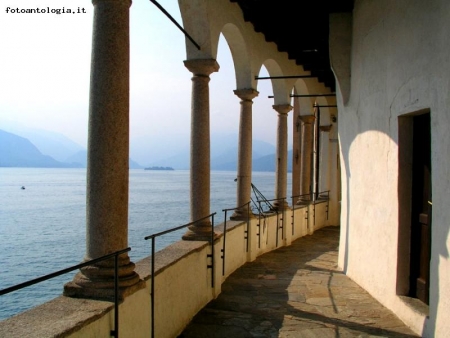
[[0, 220, 248, 337], [135, 219, 246, 281], [0, 295, 113, 338]]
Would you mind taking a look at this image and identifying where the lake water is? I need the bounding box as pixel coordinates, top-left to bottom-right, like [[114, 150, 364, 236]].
[[0, 168, 290, 320]]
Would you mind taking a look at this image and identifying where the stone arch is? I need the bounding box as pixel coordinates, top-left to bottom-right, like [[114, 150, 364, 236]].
[[178, 0, 215, 60], [292, 80, 316, 116], [315, 96, 335, 126], [257, 59, 290, 105], [220, 23, 252, 89], [291, 78, 337, 117]]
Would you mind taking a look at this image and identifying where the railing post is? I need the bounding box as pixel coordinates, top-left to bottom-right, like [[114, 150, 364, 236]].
[[291, 196, 295, 236], [275, 208, 280, 247], [210, 214, 215, 288], [221, 210, 228, 276], [257, 201, 262, 248], [1, 248, 130, 338], [246, 202, 250, 252], [151, 236, 155, 338], [110, 254, 119, 338], [144, 213, 216, 338]]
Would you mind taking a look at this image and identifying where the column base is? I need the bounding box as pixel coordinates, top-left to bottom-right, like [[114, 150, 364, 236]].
[[296, 198, 312, 206], [63, 271, 144, 301], [273, 200, 289, 211], [182, 231, 219, 242], [63, 259, 144, 301], [182, 223, 218, 242], [230, 209, 255, 221]]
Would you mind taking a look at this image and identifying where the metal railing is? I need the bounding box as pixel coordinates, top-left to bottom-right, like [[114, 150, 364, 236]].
[[291, 190, 330, 232], [0, 248, 130, 338], [144, 213, 216, 338], [291, 192, 312, 235], [250, 183, 273, 214], [255, 205, 267, 248], [256, 197, 287, 247], [221, 201, 251, 276]]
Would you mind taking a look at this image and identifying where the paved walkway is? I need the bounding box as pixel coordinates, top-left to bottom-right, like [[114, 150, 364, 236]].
[[180, 226, 419, 338]]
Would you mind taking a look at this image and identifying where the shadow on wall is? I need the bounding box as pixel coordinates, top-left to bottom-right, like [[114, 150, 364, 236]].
[[339, 112, 450, 337]]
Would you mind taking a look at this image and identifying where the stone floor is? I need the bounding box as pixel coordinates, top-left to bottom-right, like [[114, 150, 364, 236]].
[[180, 226, 419, 338]]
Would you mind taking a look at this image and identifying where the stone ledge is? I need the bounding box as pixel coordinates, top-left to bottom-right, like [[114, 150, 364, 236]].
[[0, 296, 113, 338], [0, 221, 238, 337], [135, 220, 239, 281], [313, 199, 329, 205], [292, 203, 309, 209]]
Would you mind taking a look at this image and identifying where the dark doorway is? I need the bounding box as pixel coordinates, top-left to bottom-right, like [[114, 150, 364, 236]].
[[409, 113, 432, 304]]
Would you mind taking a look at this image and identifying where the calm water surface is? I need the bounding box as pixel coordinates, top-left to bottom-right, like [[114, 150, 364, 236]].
[[0, 168, 290, 320]]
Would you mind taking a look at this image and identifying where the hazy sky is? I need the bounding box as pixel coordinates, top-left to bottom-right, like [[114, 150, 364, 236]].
[[0, 0, 291, 154]]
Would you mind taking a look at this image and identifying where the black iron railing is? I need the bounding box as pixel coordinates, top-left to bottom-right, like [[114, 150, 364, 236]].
[[318, 190, 330, 221], [144, 213, 216, 338], [0, 248, 130, 338], [256, 197, 287, 247], [251, 183, 273, 214], [291, 192, 312, 235], [221, 201, 251, 276], [291, 190, 330, 231]]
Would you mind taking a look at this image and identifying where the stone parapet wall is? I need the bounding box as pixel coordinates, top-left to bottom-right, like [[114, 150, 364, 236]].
[[0, 205, 336, 338]]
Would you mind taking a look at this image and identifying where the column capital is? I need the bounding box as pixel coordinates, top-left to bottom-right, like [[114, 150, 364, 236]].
[[184, 59, 219, 76], [300, 114, 316, 124], [234, 88, 259, 101], [320, 125, 332, 132], [272, 104, 293, 115]]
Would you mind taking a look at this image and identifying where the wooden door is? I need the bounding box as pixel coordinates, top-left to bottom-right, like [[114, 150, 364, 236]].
[[410, 113, 432, 304]]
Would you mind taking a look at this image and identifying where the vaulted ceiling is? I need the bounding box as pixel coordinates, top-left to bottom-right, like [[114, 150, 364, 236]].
[[230, 0, 354, 92]]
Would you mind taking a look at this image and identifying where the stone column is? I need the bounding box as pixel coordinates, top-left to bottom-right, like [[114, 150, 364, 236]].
[[182, 59, 219, 241], [231, 89, 258, 220], [299, 115, 316, 203], [291, 98, 301, 200], [273, 104, 292, 210], [319, 125, 332, 197], [65, 0, 142, 300], [329, 115, 341, 225]]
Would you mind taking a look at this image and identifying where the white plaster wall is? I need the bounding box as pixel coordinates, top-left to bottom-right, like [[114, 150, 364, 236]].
[[314, 202, 329, 231], [335, 0, 450, 336], [220, 220, 251, 279], [292, 206, 308, 240]]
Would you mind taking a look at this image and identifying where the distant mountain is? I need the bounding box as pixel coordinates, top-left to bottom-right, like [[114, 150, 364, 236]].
[[213, 150, 293, 173], [65, 150, 144, 169], [147, 136, 278, 170], [0, 122, 85, 162], [252, 149, 294, 172], [0, 129, 82, 168]]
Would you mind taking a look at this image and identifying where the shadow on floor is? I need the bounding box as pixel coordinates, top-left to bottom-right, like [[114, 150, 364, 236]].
[[179, 227, 419, 338]]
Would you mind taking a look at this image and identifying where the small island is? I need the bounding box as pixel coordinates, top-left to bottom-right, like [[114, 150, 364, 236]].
[[144, 166, 175, 171]]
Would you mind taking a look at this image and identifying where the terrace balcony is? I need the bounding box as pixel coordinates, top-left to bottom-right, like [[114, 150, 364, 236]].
[[0, 202, 417, 337]]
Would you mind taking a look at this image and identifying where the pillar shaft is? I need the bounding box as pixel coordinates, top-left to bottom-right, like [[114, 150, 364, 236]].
[[65, 0, 142, 300], [231, 89, 258, 220], [273, 104, 292, 210], [299, 115, 316, 203], [292, 99, 301, 200], [319, 125, 332, 195], [329, 116, 341, 225], [183, 59, 219, 241]]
